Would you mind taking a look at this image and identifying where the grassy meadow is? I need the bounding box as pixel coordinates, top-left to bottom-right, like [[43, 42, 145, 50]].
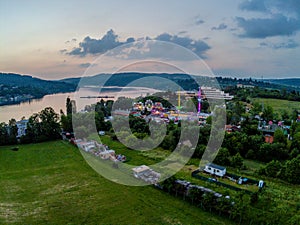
[[252, 98, 300, 117], [0, 141, 232, 225]]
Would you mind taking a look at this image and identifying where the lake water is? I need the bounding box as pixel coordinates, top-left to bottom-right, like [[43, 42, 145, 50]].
[[0, 87, 158, 123]]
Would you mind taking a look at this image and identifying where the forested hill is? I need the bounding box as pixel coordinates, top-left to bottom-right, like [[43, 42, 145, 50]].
[[60, 72, 300, 91], [0, 73, 77, 105], [0, 73, 76, 93], [264, 78, 300, 88]]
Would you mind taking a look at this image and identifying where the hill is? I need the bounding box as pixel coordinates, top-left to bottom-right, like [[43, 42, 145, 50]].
[[0, 141, 231, 225], [60, 73, 300, 92], [265, 78, 300, 88], [0, 73, 76, 105], [0, 73, 76, 93]]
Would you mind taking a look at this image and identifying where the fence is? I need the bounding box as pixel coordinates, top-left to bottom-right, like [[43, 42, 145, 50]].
[[192, 170, 254, 194]]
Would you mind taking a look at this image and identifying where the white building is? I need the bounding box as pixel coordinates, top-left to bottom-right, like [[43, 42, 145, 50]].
[[204, 163, 226, 177], [77, 141, 96, 152], [16, 119, 28, 138], [177, 87, 233, 100]]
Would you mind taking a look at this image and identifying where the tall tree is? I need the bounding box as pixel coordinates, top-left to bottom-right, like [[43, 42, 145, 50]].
[[25, 107, 60, 142], [263, 105, 274, 121], [273, 129, 287, 145]]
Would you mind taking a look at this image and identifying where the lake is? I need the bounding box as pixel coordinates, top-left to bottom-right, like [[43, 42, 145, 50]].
[[0, 87, 158, 123]]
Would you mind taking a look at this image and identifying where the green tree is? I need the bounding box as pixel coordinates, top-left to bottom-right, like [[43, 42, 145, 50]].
[[291, 132, 300, 150], [264, 160, 282, 178], [263, 105, 274, 121], [231, 152, 244, 169], [274, 129, 287, 145], [25, 107, 60, 143], [0, 122, 9, 145], [61, 114, 73, 132], [39, 107, 61, 139], [214, 147, 231, 166], [251, 102, 262, 116], [284, 155, 300, 184], [8, 118, 18, 144]]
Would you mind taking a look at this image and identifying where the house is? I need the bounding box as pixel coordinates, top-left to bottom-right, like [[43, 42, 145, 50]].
[[16, 119, 28, 138], [225, 125, 241, 133], [264, 134, 274, 143], [132, 165, 151, 178], [204, 163, 226, 177], [132, 165, 161, 184], [99, 150, 115, 159]]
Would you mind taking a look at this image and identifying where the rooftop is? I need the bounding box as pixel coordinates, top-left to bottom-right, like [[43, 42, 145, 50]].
[[206, 163, 226, 171]]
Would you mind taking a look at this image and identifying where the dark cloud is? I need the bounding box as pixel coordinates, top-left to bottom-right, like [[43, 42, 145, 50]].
[[68, 47, 83, 55], [236, 0, 300, 38], [260, 39, 299, 49], [239, 0, 300, 16], [79, 63, 91, 68], [65, 30, 210, 58], [155, 33, 210, 57], [236, 14, 300, 38], [211, 23, 227, 30], [78, 63, 97, 68], [67, 29, 135, 56], [239, 0, 267, 12]]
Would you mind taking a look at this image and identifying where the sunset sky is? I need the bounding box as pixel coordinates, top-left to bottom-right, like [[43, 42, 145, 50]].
[[0, 0, 300, 80]]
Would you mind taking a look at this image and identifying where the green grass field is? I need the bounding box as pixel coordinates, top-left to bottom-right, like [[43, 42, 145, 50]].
[[0, 141, 232, 225], [252, 98, 300, 117]]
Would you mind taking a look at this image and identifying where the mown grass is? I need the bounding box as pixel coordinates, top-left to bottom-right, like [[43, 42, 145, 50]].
[[0, 141, 232, 225]]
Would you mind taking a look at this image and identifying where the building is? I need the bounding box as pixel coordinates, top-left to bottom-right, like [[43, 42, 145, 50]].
[[264, 134, 274, 144], [177, 87, 233, 100], [77, 141, 96, 152], [204, 163, 226, 177], [132, 165, 151, 178], [16, 119, 28, 138], [237, 84, 255, 89], [132, 165, 161, 184], [225, 125, 241, 133], [99, 150, 115, 159]]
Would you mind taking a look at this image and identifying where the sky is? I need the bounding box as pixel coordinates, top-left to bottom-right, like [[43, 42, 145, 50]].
[[0, 0, 300, 80]]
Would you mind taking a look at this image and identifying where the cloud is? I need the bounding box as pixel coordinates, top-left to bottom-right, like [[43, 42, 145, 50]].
[[195, 19, 205, 25], [193, 15, 205, 26], [78, 63, 97, 68], [260, 39, 299, 49], [155, 33, 210, 57], [239, 0, 267, 12], [239, 0, 300, 16], [79, 63, 91, 68], [236, 14, 300, 38], [236, 0, 300, 38], [178, 31, 187, 35], [211, 23, 228, 31], [59, 49, 67, 54], [64, 30, 210, 58], [65, 38, 77, 44], [67, 29, 135, 56]]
